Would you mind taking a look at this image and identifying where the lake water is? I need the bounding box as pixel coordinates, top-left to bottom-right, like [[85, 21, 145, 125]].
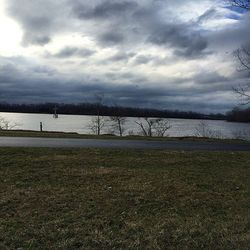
[[0, 112, 250, 140]]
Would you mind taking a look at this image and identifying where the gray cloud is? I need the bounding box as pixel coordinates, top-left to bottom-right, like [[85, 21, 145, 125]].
[[98, 32, 125, 46], [7, 0, 69, 46], [147, 22, 209, 58], [208, 12, 250, 52], [133, 55, 153, 65], [3, 0, 250, 113], [47, 47, 96, 58], [193, 71, 228, 85], [74, 1, 138, 20], [6, 0, 210, 57], [197, 8, 218, 23], [6, 0, 249, 57], [106, 52, 136, 63], [0, 56, 243, 113], [23, 35, 51, 46]]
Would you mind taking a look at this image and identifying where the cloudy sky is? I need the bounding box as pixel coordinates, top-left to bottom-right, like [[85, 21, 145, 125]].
[[0, 0, 249, 113]]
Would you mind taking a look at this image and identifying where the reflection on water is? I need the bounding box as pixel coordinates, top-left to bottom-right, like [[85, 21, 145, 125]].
[[1, 112, 250, 140]]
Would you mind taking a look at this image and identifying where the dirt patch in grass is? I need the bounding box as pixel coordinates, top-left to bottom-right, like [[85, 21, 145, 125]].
[[0, 148, 250, 249]]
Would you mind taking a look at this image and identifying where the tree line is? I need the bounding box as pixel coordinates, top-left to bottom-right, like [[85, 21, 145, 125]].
[[227, 107, 250, 123], [0, 102, 226, 120]]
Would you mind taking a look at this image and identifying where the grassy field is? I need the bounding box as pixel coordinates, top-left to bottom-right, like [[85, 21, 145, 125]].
[[0, 148, 250, 249]]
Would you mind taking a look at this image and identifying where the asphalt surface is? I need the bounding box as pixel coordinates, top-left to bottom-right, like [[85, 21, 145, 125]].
[[0, 136, 250, 151]]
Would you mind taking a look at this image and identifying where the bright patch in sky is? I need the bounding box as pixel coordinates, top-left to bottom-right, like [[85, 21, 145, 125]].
[[0, 1, 22, 56]]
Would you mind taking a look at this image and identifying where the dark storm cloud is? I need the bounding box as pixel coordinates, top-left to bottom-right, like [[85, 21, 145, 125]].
[[93, 1, 210, 56], [0, 56, 242, 112], [32, 66, 56, 76], [131, 3, 212, 58], [132, 54, 174, 66], [74, 1, 138, 19], [193, 71, 228, 85], [133, 55, 153, 65], [98, 32, 125, 46], [147, 22, 209, 58], [75, 0, 211, 56], [47, 47, 96, 58], [105, 52, 136, 63], [208, 12, 250, 51]]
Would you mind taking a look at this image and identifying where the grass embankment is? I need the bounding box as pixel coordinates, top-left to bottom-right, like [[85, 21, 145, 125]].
[[0, 129, 247, 144], [0, 148, 250, 249]]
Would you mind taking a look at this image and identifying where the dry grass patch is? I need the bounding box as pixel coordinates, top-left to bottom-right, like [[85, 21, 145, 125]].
[[0, 148, 250, 249]]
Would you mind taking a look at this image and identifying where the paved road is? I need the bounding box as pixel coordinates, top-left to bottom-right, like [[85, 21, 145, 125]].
[[0, 136, 250, 151]]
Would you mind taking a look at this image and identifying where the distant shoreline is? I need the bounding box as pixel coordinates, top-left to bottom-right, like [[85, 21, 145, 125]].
[[1, 103, 249, 123], [0, 110, 228, 121], [0, 102, 226, 121]]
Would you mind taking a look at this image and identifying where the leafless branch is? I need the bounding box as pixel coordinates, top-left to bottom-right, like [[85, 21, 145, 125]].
[[235, 48, 250, 71], [154, 119, 172, 137], [135, 119, 149, 136], [233, 83, 250, 105], [0, 117, 19, 130], [109, 116, 127, 136], [233, 46, 250, 104], [88, 116, 106, 135], [231, 0, 250, 10], [194, 121, 224, 139], [135, 118, 171, 137]]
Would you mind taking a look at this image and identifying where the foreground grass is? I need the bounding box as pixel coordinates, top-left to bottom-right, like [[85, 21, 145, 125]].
[[0, 148, 250, 249]]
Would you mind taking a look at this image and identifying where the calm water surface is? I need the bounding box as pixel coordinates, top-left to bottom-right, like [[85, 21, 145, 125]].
[[1, 112, 250, 140]]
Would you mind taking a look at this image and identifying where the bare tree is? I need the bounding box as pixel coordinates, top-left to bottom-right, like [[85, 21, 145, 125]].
[[89, 115, 106, 135], [0, 117, 19, 130], [154, 119, 171, 137], [135, 118, 155, 137], [88, 94, 106, 135], [229, 1, 250, 103], [109, 116, 127, 136], [231, 0, 250, 10], [233, 47, 250, 104], [135, 117, 171, 137], [194, 121, 224, 139]]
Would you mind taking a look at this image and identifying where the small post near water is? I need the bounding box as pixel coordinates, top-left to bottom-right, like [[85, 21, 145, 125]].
[[53, 106, 58, 118], [40, 122, 43, 132]]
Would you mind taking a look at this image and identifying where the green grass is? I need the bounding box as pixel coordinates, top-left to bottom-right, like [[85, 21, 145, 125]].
[[0, 148, 250, 249]]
